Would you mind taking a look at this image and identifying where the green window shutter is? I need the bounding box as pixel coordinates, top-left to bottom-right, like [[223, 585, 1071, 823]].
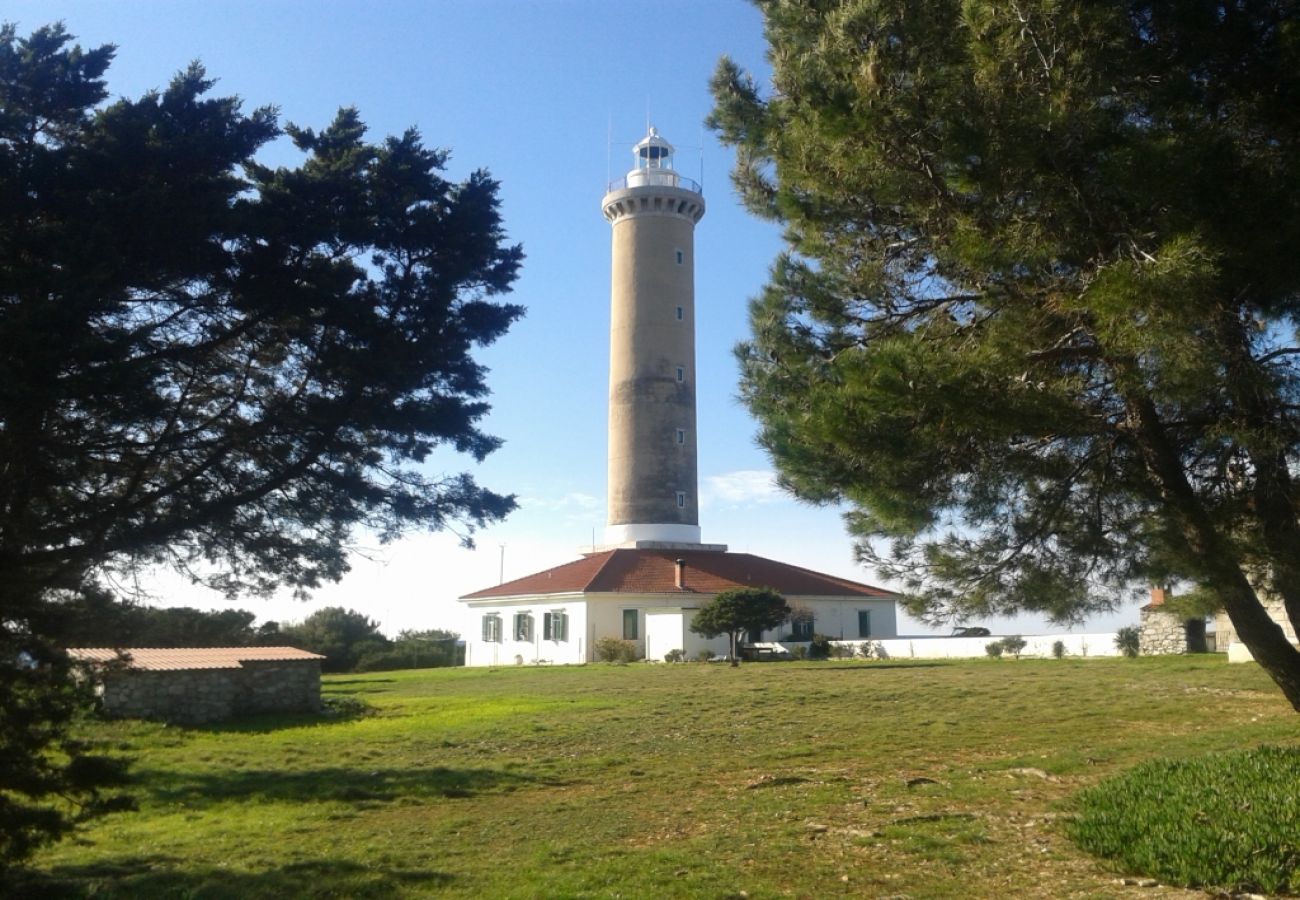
[[858, 610, 871, 638], [559, 612, 568, 642], [543, 612, 553, 640]]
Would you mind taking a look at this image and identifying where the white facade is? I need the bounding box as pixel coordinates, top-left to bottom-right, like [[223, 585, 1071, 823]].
[[462, 594, 899, 666]]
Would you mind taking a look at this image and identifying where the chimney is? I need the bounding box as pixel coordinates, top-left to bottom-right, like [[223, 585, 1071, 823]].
[[1149, 585, 1168, 606], [675, 558, 686, 590]]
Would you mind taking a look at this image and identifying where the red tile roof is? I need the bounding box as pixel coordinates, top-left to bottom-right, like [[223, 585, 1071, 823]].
[[461, 548, 897, 600], [66, 647, 324, 671]]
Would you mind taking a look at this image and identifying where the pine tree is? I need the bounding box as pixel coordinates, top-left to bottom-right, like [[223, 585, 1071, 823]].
[[710, 1, 1300, 708], [0, 23, 523, 865]]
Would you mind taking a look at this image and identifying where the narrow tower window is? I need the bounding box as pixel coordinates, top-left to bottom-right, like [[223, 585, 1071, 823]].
[[675, 249, 684, 265], [676, 491, 687, 508], [676, 428, 686, 445], [676, 366, 685, 382], [675, 306, 684, 321]]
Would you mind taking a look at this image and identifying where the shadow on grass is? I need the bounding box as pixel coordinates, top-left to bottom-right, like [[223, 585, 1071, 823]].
[[324, 676, 399, 688], [8, 856, 452, 900], [791, 661, 949, 671], [138, 764, 562, 806]]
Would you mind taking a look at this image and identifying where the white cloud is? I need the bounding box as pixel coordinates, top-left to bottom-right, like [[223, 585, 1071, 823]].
[[700, 469, 784, 509]]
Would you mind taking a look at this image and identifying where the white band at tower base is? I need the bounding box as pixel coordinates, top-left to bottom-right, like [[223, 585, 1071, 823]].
[[604, 523, 701, 546]]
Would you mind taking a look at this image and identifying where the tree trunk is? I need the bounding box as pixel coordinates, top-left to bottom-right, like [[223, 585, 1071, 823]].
[[729, 632, 740, 667], [1125, 390, 1300, 711]]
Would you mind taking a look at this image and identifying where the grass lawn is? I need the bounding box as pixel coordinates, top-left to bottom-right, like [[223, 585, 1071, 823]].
[[18, 655, 1299, 898]]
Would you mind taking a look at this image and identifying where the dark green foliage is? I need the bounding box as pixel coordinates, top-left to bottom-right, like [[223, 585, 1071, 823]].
[[1052, 640, 1066, 660], [1069, 746, 1300, 893], [1115, 626, 1141, 658], [807, 634, 831, 660], [46, 588, 262, 648], [710, 1, 1300, 707], [0, 23, 522, 616], [0, 637, 132, 877], [690, 588, 791, 666], [354, 629, 461, 671], [0, 22, 521, 868], [280, 608, 390, 673], [984, 641, 1003, 659]]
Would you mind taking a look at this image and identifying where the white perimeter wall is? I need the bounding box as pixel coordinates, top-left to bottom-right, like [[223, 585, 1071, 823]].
[[828, 632, 1121, 659]]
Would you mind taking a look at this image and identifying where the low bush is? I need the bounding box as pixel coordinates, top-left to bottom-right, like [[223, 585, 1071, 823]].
[[695, 648, 715, 662], [985, 641, 1004, 658], [789, 644, 808, 660], [807, 634, 831, 660], [1052, 640, 1066, 659], [663, 649, 685, 663], [1068, 746, 1300, 894], [1115, 626, 1140, 658], [594, 638, 638, 663]]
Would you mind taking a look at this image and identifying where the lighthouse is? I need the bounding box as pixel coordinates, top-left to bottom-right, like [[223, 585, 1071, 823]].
[[601, 127, 707, 547], [457, 124, 901, 667]]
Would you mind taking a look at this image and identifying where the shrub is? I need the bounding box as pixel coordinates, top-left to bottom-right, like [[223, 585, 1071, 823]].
[[1068, 746, 1300, 894], [1052, 640, 1066, 659], [1000, 635, 1027, 659], [594, 637, 637, 663], [985, 641, 1004, 658], [1115, 626, 1140, 658], [790, 644, 808, 660], [663, 648, 685, 663], [831, 642, 856, 659], [695, 648, 716, 662], [807, 634, 831, 660]]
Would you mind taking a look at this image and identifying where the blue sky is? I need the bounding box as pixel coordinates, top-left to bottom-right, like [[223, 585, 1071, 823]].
[[14, 1, 1148, 637]]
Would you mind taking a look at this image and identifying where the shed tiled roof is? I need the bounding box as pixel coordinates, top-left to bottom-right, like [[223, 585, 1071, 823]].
[[461, 548, 897, 600], [66, 647, 324, 671]]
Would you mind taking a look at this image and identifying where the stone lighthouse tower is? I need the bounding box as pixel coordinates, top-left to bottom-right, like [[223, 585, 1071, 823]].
[[602, 127, 706, 546]]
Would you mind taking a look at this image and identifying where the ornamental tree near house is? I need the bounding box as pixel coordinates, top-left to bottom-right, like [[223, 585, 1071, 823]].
[[0, 23, 522, 867], [690, 587, 791, 667], [710, 1, 1300, 709]]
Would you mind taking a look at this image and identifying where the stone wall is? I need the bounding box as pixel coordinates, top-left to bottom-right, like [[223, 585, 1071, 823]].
[[1139, 607, 1196, 655], [1215, 595, 1297, 653], [98, 661, 321, 724]]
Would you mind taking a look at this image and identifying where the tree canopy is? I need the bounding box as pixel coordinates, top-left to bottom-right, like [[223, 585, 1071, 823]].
[[709, 1, 1300, 707], [690, 587, 791, 665], [0, 22, 522, 866]]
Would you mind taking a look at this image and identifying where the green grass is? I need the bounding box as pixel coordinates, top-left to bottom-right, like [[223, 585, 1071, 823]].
[[12, 656, 1300, 898], [1069, 745, 1300, 894]]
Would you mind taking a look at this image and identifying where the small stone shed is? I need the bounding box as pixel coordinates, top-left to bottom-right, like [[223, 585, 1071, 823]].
[[67, 647, 325, 724]]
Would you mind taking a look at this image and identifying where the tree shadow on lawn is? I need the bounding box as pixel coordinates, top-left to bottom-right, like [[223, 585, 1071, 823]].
[[10, 855, 453, 899], [792, 661, 949, 672], [138, 764, 564, 807]]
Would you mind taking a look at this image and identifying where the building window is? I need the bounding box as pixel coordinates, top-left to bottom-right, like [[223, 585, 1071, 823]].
[[514, 612, 533, 642], [676, 428, 686, 445], [482, 614, 502, 643], [857, 610, 872, 638], [675, 249, 684, 265], [543, 610, 569, 642], [791, 616, 814, 641], [623, 609, 638, 640], [676, 366, 685, 383], [675, 306, 684, 321], [676, 491, 686, 508]]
